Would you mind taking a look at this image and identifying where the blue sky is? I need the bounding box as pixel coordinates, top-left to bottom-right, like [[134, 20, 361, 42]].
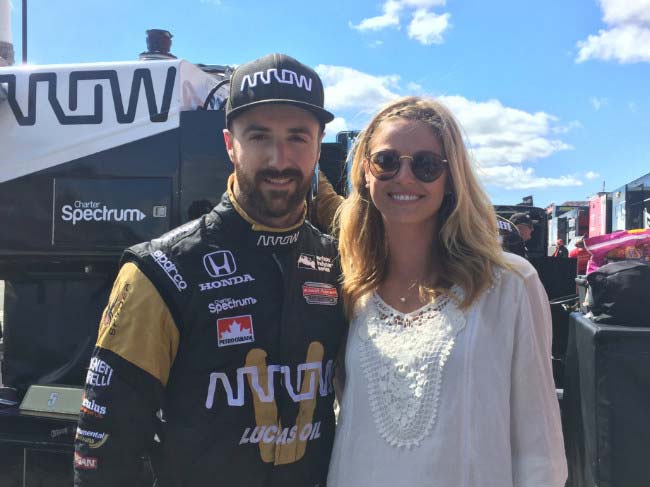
[[6, 0, 650, 207]]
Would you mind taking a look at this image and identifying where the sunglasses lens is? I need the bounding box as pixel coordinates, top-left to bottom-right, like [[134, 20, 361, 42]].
[[369, 151, 400, 180], [412, 152, 446, 182]]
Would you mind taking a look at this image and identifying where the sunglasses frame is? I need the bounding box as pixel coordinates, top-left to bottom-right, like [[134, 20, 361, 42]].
[[366, 150, 448, 183]]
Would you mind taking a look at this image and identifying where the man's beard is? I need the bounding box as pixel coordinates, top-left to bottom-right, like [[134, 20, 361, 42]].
[[236, 167, 311, 222]]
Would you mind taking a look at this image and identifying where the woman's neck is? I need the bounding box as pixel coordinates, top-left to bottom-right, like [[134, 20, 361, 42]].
[[379, 219, 441, 312]]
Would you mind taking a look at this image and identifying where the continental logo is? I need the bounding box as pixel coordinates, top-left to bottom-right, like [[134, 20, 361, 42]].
[[205, 342, 331, 464], [76, 428, 110, 449]]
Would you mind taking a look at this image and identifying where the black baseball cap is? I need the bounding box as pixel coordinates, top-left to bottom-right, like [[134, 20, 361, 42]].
[[510, 212, 538, 227], [226, 53, 334, 127]]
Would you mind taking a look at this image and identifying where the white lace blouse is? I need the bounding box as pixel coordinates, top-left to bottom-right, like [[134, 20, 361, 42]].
[[327, 253, 567, 487]]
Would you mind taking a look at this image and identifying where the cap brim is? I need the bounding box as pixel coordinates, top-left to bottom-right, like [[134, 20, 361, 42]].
[[226, 99, 335, 126]]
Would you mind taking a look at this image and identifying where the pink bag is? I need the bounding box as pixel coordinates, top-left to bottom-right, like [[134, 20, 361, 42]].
[[584, 229, 650, 274]]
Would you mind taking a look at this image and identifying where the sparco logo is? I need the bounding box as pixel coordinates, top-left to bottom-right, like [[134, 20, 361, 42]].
[[0, 67, 176, 126], [61, 201, 145, 225], [152, 250, 187, 291], [257, 232, 299, 247], [203, 250, 237, 277], [240, 68, 312, 92]]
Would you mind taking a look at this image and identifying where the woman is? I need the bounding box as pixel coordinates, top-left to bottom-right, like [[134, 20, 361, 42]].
[[326, 97, 567, 487]]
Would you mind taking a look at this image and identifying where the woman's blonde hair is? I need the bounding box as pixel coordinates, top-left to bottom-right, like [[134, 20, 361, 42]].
[[336, 96, 508, 316]]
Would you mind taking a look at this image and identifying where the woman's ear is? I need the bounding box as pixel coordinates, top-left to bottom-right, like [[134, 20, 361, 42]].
[[363, 160, 371, 189]]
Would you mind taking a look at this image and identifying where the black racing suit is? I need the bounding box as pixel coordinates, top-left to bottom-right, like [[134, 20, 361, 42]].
[[74, 190, 347, 487]]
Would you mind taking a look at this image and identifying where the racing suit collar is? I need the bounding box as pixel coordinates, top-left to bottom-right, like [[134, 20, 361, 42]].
[[204, 176, 305, 250]]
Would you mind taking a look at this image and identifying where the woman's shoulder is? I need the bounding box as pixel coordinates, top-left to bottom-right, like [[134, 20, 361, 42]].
[[499, 251, 538, 280], [486, 252, 541, 301]]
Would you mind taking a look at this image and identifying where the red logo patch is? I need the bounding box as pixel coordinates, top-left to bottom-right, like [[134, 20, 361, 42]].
[[217, 315, 255, 347], [302, 282, 338, 306], [74, 452, 98, 470]]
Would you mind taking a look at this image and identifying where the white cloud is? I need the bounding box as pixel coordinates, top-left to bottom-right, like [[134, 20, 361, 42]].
[[589, 97, 608, 110], [316, 65, 401, 112], [318, 66, 579, 189], [552, 120, 583, 134], [368, 40, 385, 48], [325, 117, 349, 138], [600, 0, 650, 25], [439, 96, 572, 166], [577, 25, 650, 63], [408, 10, 450, 45], [576, 0, 650, 63], [585, 171, 601, 180], [351, 0, 451, 45], [479, 166, 583, 190], [350, 0, 402, 31]]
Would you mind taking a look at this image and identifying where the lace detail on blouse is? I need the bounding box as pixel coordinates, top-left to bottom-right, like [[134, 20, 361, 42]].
[[355, 289, 467, 449]]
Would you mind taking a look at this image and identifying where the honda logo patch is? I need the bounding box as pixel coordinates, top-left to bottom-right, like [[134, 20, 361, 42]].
[[217, 315, 255, 347], [204, 250, 237, 278]]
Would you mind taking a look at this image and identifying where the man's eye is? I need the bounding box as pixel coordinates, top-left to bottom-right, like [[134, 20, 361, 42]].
[[289, 135, 308, 143], [249, 133, 268, 141]]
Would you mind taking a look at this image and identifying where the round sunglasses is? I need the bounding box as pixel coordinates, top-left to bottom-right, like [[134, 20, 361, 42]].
[[367, 150, 448, 183]]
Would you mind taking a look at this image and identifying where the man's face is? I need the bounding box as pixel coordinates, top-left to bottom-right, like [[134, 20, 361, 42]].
[[223, 104, 323, 228], [517, 223, 533, 242]]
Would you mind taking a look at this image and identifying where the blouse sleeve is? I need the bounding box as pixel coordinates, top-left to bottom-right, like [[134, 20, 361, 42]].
[[510, 268, 568, 487]]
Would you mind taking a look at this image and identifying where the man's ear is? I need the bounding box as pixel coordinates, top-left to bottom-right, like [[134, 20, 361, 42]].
[[223, 128, 235, 163]]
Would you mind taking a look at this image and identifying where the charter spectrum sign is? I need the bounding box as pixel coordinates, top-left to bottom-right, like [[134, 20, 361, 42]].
[[61, 200, 146, 225]]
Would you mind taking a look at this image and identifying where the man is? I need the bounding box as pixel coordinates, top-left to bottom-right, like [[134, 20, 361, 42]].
[[74, 53, 347, 487], [553, 238, 569, 258], [510, 212, 536, 259]]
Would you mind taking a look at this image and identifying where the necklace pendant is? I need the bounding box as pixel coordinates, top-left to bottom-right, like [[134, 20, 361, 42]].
[[399, 297, 406, 303]]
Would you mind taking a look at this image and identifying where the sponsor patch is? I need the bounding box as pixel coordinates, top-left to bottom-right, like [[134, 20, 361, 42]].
[[76, 427, 110, 449], [203, 250, 237, 278], [217, 315, 255, 347], [199, 274, 255, 292], [86, 357, 113, 387], [208, 296, 257, 315], [239, 421, 322, 446], [298, 254, 333, 273], [74, 452, 98, 470], [152, 250, 187, 291], [257, 231, 299, 247], [101, 283, 131, 334], [81, 397, 108, 419], [302, 282, 338, 306]]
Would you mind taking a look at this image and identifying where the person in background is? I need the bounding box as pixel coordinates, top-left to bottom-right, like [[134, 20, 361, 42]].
[[327, 96, 567, 487], [569, 236, 590, 275], [553, 238, 569, 258], [509, 212, 537, 259]]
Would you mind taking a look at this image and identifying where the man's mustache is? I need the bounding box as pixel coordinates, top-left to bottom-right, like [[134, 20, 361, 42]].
[[255, 169, 304, 183]]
